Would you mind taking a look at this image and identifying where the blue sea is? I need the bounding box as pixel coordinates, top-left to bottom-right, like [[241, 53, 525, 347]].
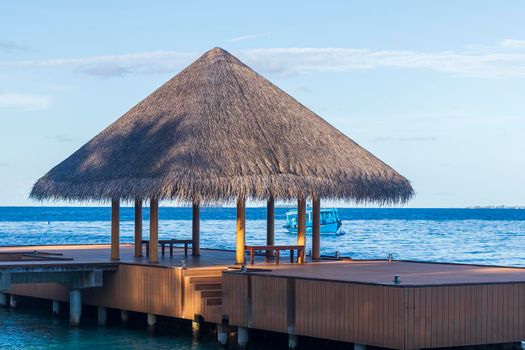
[[1, 207, 525, 266], [1, 207, 525, 349]]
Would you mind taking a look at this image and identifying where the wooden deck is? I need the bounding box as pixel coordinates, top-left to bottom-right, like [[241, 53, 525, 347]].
[[2, 244, 525, 349]]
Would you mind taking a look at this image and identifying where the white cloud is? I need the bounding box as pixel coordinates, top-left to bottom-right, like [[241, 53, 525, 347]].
[[0, 40, 524, 79], [228, 33, 268, 42], [499, 39, 525, 50], [0, 41, 26, 52], [0, 51, 195, 77], [371, 136, 438, 143], [0, 92, 51, 110], [239, 44, 525, 78]]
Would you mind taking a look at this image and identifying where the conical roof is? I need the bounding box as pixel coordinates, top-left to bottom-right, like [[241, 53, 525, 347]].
[[31, 47, 413, 203]]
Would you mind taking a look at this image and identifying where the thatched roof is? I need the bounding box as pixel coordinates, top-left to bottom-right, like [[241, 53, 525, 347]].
[[31, 47, 414, 204]]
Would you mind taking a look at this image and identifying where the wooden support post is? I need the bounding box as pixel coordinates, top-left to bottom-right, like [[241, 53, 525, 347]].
[[0, 292, 7, 308], [134, 199, 143, 257], [217, 323, 228, 346], [69, 289, 82, 327], [121, 310, 129, 326], [9, 294, 18, 309], [149, 197, 159, 263], [297, 196, 306, 263], [147, 313, 157, 336], [266, 196, 275, 258], [236, 196, 246, 265], [98, 306, 107, 327], [312, 196, 321, 260], [111, 198, 120, 260], [52, 300, 60, 317], [192, 319, 201, 341], [289, 334, 298, 349], [238, 326, 249, 348], [192, 201, 201, 256]]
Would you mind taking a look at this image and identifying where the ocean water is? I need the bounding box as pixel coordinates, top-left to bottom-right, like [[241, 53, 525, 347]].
[[1, 207, 525, 266], [1, 207, 525, 349]]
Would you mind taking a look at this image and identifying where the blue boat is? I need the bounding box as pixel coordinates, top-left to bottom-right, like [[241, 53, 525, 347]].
[[283, 207, 343, 234]]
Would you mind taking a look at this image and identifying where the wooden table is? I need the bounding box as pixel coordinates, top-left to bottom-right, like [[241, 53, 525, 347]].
[[245, 245, 305, 265], [141, 239, 193, 258]]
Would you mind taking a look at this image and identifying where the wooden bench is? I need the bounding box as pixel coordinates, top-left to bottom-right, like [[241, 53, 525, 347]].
[[245, 245, 305, 265], [141, 239, 193, 258]]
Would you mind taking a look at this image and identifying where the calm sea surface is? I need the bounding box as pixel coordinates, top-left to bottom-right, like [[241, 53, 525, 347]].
[[1, 207, 525, 349]]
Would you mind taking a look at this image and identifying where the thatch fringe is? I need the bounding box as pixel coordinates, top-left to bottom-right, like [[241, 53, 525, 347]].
[[30, 47, 414, 204]]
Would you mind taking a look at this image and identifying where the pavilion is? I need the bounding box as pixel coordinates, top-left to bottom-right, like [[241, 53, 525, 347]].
[[30, 47, 413, 265]]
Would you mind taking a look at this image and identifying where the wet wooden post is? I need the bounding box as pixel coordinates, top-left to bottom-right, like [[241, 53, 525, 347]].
[[266, 196, 275, 258], [121, 310, 129, 326], [149, 197, 159, 263], [192, 200, 201, 256], [98, 306, 107, 327], [0, 293, 7, 307], [52, 300, 60, 317], [111, 198, 120, 260], [297, 196, 306, 263], [236, 196, 246, 265], [134, 199, 143, 257], [69, 289, 82, 327], [312, 196, 321, 260]]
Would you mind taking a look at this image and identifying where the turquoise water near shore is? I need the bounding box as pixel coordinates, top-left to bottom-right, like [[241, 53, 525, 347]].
[[1, 207, 525, 349], [0, 307, 219, 350]]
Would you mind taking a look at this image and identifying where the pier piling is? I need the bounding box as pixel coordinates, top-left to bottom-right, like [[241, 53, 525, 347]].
[[237, 327, 249, 348], [354, 343, 366, 350], [147, 313, 157, 335], [9, 294, 18, 308], [288, 334, 298, 349], [52, 300, 60, 317], [121, 310, 129, 325], [217, 324, 228, 346], [0, 292, 6, 307], [69, 289, 82, 327], [98, 306, 107, 327], [192, 319, 201, 341]]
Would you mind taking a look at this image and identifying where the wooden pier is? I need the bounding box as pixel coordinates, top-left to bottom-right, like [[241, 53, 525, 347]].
[[2, 244, 525, 349]]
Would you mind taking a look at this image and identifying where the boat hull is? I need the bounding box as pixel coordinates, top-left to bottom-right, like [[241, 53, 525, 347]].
[[285, 221, 342, 234]]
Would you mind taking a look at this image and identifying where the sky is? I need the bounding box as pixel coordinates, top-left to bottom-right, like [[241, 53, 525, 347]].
[[0, 1, 524, 207]]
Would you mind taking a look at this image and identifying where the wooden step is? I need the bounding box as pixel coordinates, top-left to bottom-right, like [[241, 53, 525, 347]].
[[206, 297, 222, 306], [200, 290, 222, 298], [183, 268, 225, 277], [195, 283, 222, 291], [189, 276, 222, 284]]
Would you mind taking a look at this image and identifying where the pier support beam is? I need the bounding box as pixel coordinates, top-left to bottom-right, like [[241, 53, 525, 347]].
[[288, 334, 298, 349], [297, 196, 306, 263], [192, 319, 201, 341], [237, 326, 249, 348], [236, 196, 246, 265], [134, 199, 143, 257], [192, 201, 200, 256], [98, 306, 107, 327], [52, 300, 61, 317], [149, 197, 159, 263], [121, 310, 129, 325], [266, 196, 275, 258], [217, 324, 228, 346], [69, 289, 82, 327], [111, 198, 120, 260], [312, 196, 321, 260], [9, 294, 18, 308], [354, 343, 367, 350], [147, 313, 157, 335], [0, 292, 7, 307]]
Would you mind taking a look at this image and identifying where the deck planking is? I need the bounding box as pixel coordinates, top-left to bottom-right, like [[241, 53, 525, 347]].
[[3, 244, 525, 349]]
